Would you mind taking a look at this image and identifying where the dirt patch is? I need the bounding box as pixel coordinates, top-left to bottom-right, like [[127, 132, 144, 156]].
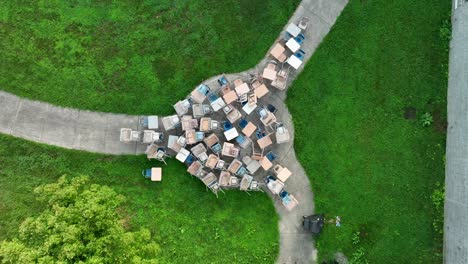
[[432, 109, 447, 134], [403, 107, 416, 120], [116, 207, 132, 230]]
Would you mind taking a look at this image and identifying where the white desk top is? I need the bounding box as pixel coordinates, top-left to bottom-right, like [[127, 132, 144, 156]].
[[224, 128, 239, 141], [242, 103, 257, 115], [287, 55, 303, 70], [235, 83, 250, 96], [176, 148, 190, 162], [286, 38, 301, 53], [286, 23, 301, 37], [211, 97, 226, 112], [148, 116, 159, 129]]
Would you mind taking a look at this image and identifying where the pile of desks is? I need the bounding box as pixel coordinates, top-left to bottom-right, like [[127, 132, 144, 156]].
[[120, 16, 310, 211]]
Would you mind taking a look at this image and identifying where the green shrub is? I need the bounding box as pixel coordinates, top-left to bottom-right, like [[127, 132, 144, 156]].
[[421, 112, 433, 127], [439, 15, 452, 43], [350, 247, 368, 264], [440, 13, 451, 79], [351, 231, 361, 245], [431, 182, 445, 235]]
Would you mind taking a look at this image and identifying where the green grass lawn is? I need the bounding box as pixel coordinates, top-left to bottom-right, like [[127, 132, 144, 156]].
[[0, 0, 451, 262], [0, 0, 299, 115], [287, 0, 450, 262], [0, 134, 279, 263]]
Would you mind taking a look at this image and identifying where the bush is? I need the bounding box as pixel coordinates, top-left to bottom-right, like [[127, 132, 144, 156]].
[[431, 182, 445, 235], [0, 176, 160, 263], [439, 15, 452, 43], [421, 112, 433, 127]]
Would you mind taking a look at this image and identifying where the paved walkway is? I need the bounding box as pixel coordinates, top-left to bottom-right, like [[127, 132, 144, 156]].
[[0, 0, 348, 263], [444, 1, 468, 263]]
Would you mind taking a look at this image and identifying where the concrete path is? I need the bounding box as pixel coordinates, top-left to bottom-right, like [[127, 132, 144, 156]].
[[0, 0, 348, 263], [444, 1, 468, 263]]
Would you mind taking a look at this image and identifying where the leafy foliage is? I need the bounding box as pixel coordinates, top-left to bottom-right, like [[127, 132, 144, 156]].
[[350, 247, 367, 264], [439, 14, 452, 43], [0, 176, 159, 263], [349, 231, 367, 264], [0, 134, 279, 263], [431, 182, 445, 235], [421, 112, 434, 127], [440, 13, 451, 81], [351, 231, 360, 245]]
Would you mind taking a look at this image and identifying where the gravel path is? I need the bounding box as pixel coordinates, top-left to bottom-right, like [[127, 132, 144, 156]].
[[0, 0, 348, 262]]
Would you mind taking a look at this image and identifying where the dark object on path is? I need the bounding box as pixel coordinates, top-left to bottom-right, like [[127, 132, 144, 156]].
[[403, 107, 416, 120], [303, 214, 325, 235], [321, 261, 339, 264], [267, 104, 277, 113]]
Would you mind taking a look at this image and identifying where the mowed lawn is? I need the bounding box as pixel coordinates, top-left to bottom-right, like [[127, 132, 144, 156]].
[[287, 0, 450, 262], [0, 135, 279, 263], [0, 0, 299, 115]]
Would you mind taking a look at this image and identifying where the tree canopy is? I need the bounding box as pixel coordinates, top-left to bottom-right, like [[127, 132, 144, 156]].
[[0, 176, 159, 263]]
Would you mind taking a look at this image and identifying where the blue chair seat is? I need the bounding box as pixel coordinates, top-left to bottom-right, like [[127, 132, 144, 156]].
[[294, 33, 305, 45], [195, 132, 205, 141], [208, 93, 218, 102], [266, 175, 275, 182], [237, 167, 247, 176], [294, 51, 305, 61], [266, 151, 277, 161], [236, 135, 246, 145], [142, 169, 151, 178], [267, 104, 277, 113], [239, 119, 248, 129], [281, 194, 292, 205], [218, 76, 228, 86], [256, 130, 265, 139], [211, 143, 221, 153], [198, 84, 210, 95], [223, 121, 233, 131], [279, 190, 289, 199], [185, 154, 195, 165]]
